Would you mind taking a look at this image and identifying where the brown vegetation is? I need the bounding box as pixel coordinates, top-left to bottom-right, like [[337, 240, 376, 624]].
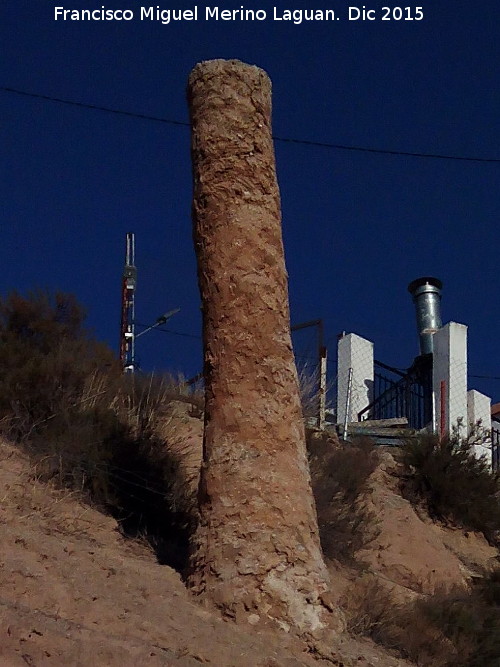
[[4, 288, 500, 665], [308, 432, 379, 564], [400, 430, 500, 543], [343, 569, 500, 666], [0, 289, 200, 572]]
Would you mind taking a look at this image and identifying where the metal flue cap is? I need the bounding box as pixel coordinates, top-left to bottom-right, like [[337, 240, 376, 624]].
[[408, 276, 443, 297]]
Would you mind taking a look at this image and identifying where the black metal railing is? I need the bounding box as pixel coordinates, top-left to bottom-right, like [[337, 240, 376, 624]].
[[358, 355, 433, 430], [492, 428, 500, 472]]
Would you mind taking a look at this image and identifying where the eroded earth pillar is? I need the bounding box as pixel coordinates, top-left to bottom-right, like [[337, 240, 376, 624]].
[[187, 59, 333, 634]]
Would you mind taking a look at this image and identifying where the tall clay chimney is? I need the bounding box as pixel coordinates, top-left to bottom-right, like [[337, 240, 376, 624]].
[[186, 59, 337, 634], [408, 277, 443, 355]]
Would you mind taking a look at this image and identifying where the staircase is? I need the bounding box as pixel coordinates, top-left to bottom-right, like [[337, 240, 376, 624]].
[[339, 417, 417, 446]]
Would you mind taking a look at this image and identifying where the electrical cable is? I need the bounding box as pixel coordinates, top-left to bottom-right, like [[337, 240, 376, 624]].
[[0, 86, 190, 128], [2, 85, 499, 163], [135, 322, 499, 379], [135, 321, 201, 340]]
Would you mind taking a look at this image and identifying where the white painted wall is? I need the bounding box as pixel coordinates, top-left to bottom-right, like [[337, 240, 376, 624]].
[[337, 333, 374, 425], [467, 389, 492, 465], [432, 322, 468, 437]]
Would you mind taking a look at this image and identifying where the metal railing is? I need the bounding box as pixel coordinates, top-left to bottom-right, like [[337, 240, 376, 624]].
[[358, 355, 433, 430]]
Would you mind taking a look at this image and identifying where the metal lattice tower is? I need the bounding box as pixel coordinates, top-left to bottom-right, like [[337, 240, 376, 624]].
[[119, 232, 137, 372]]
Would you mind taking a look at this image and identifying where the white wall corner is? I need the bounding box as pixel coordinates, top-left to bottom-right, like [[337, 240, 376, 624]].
[[432, 322, 468, 437], [337, 333, 374, 424], [467, 389, 492, 465]]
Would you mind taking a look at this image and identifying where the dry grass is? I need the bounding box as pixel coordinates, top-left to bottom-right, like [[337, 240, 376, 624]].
[[401, 429, 500, 543], [0, 289, 203, 572], [341, 574, 396, 638], [307, 432, 379, 564], [341, 565, 500, 667], [297, 363, 333, 421]]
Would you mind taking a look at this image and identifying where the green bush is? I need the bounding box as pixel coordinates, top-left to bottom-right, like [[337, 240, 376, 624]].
[[307, 432, 379, 563], [401, 429, 500, 543]]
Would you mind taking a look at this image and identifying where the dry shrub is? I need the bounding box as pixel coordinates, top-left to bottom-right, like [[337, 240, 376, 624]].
[[426, 570, 500, 667], [307, 432, 379, 563], [344, 570, 500, 667], [386, 581, 500, 666], [297, 363, 333, 421], [342, 575, 452, 665], [27, 371, 198, 571], [401, 429, 500, 543], [109, 373, 199, 570], [0, 289, 198, 572], [0, 290, 117, 441], [341, 574, 395, 638]]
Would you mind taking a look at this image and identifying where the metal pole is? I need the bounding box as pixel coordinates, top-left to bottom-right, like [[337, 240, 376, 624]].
[[128, 233, 136, 372], [317, 346, 327, 430], [342, 367, 353, 441], [120, 232, 137, 373]]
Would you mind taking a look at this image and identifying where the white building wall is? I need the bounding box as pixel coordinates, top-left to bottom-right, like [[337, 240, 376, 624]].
[[432, 322, 468, 437], [337, 333, 374, 425], [467, 389, 492, 465]]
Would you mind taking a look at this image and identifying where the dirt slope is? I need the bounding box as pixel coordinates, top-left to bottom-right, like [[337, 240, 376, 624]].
[[160, 408, 498, 602], [1, 419, 497, 667], [359, 449, 498, 599], [0, 438, 410, 667]]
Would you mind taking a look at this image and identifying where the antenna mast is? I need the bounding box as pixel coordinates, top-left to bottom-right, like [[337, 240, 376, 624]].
[[119, 232, 137, 372]]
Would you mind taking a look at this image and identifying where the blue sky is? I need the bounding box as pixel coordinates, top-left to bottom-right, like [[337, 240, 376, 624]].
[[1, 1, 499, 398]]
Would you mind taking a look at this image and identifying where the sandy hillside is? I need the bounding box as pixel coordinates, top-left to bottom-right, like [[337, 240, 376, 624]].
[[160, 406, 498, 601], [359, 448, 498, 599], [0, 417, 497, 667], [0, 437, 411, 667]]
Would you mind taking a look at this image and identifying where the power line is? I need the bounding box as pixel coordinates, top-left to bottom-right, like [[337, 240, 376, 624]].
[[135, 321, 201, 340], [273, 135, 500, 163], [135, 320, 500, 379], [2, 85, 499, 164], [0, 86, 190, 128]]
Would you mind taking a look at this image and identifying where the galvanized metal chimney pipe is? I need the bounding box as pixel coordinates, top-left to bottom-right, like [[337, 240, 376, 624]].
[[408, 277, 443, 355]]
